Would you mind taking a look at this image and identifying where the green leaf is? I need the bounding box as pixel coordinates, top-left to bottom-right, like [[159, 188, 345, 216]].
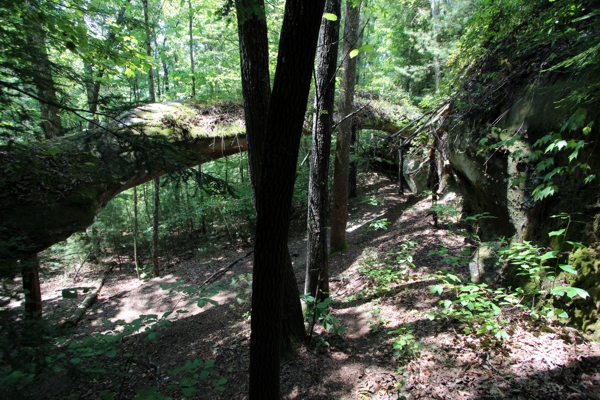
[[559, 265, 577, 275], [430, 284, 444, 294], [568, 150, 579, 162], [548, 229, 566, 237], [106, 349, 117, 358], [349, 49, 360, 58], [491, 303, 502, 315], [539, 251, 558, 260], [555, 140, 568, 150], [359, 44, 374, 52], [323, 13, 338, 21], [182, 388, 196, 397], [199, 370, 210, 381], [551, 286, 590, 299], [495, 330, 509, 340]]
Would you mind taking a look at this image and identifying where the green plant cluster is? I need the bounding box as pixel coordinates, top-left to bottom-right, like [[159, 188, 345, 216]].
[[426, 211, 591, 343], [302, 294, 345, 348], [357, 240, 417, 295], [0, 281, 226, 398]]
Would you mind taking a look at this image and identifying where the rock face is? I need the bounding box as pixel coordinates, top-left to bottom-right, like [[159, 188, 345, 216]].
[[0, 101, 247, 259], [468, 245, 497, 284], [438, 7, 600, 338], [403, 154, 429, 194]]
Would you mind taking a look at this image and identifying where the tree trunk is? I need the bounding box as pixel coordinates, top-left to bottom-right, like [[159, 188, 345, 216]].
[[247, 0, 326, 397], [430, 0, 441, 93], [330, 1, 361, 253], [235, 0, 271, 200], [188, 0, 196, 98], [348, 123, 358, 199], [152, 177, 160, 278], [143, 0, 156, 102], [22, 254, 42, 318], [162, 37, 169, 93], [305, 0, 341, 300], [427, 135, 440, 227], [235, 0, 306, 361], [26, 30, 63, 139], [84, 3, 130, 129], [134, 186, 140, 280], [399, 147, 405, 194]]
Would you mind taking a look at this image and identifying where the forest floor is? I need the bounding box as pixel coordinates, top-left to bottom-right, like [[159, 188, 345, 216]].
[[26, 173, 600, 399]]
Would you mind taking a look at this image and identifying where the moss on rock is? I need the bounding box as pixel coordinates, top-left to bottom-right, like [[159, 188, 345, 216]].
[[563, 247, 600, 340]]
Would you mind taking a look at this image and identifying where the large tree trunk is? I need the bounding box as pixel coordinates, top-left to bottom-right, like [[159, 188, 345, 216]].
[[235, 0, 271, 200], [248, 0, 326, 397], [330, 1, 361, 253], [305, 0, 341, 301], [235, 0, 305, 359]]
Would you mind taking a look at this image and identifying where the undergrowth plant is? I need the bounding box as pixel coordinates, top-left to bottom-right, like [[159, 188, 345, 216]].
[[387, 324, 420, 366], [1, 282, 226, 399], [427, 273, 516, 339], [357, 240, 417, 295], [369, 218, 390, 231], [302, 294, 345, 348], [367, 299, 389, 332], [427, 212, 590, 343], [498, 213, 589, 319]]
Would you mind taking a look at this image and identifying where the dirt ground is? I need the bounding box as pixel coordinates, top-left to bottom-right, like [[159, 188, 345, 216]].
[[20, 174, 600, 399]]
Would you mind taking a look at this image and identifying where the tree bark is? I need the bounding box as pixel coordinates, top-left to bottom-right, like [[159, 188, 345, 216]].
[[235, 0, 270, 200], [430, 0, 441, 93], [349, 123, 358, 199], [188, 0, 196, 98], [235, 0, 306, 360], [134, 186, 140, 279], [427, 135, 440, 227], [248, 0, 326, 397], [399, 147, 405, 194], [162, 37, 169, 93], [305, 0, 341, 300], [330, 1, 361, 253], [22, 254, 42, 318], [152, 177, 160, 278]]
